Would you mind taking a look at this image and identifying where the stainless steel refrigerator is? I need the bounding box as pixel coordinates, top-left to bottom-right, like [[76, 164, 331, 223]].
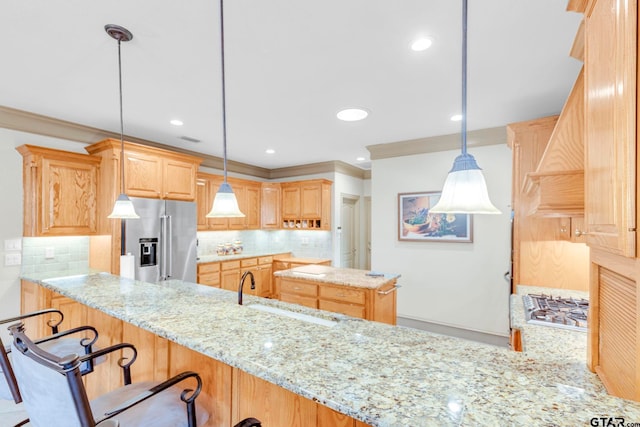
[[125, 197, 197, 283]]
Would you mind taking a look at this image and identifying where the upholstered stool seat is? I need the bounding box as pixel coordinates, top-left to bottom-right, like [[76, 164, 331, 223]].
[[10, 323, 210, 427]]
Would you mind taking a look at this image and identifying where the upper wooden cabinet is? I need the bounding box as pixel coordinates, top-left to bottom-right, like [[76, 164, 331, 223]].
[[281, 179, 332, 230], [261, 182, 281, 229], [583, 0, 637, 258], [228, 178, 261, 230], [196, 172, 261, 231], [85, 139, 202, 202], [17, 145, 100, 236]]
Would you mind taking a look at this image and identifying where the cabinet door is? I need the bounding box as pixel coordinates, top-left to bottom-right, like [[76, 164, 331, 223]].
[[163, 158, 197, 200], [124, 150, 163, 198], [261, 183, 281, 229], [301, 182, 322, 219], [584, 0, 636, 257], [281, 184, 300, 218], [196, 178, 211, 231], [245, 184, 261, 229], [371, 283, 397, 325], [50, 295, 87, 331], [40, 157, 98, 235], [221, 269, 241, 292], [257, 265, 272, 297]]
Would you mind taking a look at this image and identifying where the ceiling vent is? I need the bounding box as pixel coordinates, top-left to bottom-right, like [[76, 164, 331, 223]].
[[179, 136, 201, 143]]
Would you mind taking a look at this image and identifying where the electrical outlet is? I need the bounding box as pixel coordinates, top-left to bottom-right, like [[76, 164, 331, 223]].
[[301, 237, 309, 245], [45, 247, 55, 259], [5, 253, 21, 266]]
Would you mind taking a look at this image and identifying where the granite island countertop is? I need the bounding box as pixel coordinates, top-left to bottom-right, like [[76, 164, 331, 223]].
[[274, 265, 400, 289], [21, 272, 640, 426]]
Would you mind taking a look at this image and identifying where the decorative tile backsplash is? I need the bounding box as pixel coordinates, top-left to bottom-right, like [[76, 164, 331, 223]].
[[21, 236, 89, 276], [197, 230, 332, 259]]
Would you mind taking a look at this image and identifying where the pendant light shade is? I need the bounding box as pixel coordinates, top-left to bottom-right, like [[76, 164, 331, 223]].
[[206, 0, 244, 218], [105, 24, 140, 220], [108, 193, 140, 219], [429, 0, 500, 215], [208, 183, 245, 217]]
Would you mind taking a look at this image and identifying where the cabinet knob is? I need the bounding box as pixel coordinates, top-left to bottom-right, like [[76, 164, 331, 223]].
[[574, 229, 588, 237]]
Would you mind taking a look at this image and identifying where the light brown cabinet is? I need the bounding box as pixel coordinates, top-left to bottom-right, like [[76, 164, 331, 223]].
[[197, 262, 221, 287], [196, 173, 261, 231], [582, 0, 640, 403], [228, 179, 261, 230], [17, 145, 100, 237], [199, 256, 273, 297], [85, 139, 201, 202], [583, 0, 636, 258], [281, 179, 332, 230], [274, 276, 397, 325], [261, 182, 281, 229], [507, 117, 589, 292]]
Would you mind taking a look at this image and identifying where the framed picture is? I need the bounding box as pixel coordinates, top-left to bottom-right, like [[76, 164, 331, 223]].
[[398, 191, 473, 242]]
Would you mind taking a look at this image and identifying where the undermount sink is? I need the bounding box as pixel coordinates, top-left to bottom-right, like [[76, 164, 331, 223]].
[[247, 304, 337, 327]]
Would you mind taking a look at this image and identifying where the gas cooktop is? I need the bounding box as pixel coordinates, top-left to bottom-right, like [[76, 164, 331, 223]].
[[522, 293, 588, 332]]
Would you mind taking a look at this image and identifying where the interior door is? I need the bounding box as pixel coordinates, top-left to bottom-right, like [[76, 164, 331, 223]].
[[340, 196, 358, 268]]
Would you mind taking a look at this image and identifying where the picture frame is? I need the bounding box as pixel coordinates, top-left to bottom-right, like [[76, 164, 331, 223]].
[[398, 191, 473, 242]]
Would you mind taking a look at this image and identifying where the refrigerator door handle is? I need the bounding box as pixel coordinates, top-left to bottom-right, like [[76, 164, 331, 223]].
[[166, 215, 173, 279], [160, 215, 168, 280]]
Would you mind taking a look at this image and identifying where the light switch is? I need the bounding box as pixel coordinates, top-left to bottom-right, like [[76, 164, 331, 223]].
[[5, 253, 21, 266], [4, 238, 22, 251]]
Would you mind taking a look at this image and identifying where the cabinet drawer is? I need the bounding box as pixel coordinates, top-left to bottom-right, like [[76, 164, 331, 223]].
[[241, 258, 258, 268], [319, 300, 365, 319], [221, 260, 241, 271], [319, 286, 365, 305], [198, 262, 220, 274], [281, 293, 317, 309], [280, 280, 317, 297], [199, 273, 220, 287], [258, 256, 273, 265]]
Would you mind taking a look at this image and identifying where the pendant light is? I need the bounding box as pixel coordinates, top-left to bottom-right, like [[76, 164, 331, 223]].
[[206, 0, 245, 218], [106, 24, 140, 220], [429, 0, 500, 215]]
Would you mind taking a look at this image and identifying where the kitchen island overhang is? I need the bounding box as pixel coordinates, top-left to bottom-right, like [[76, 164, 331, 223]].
[[19, 272, 640, 426]]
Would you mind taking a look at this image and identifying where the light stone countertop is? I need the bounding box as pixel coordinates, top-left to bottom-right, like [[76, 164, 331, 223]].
[[197, 251, 291, 264], [274, 265, 400, 289], [22, 272, 640, 426]]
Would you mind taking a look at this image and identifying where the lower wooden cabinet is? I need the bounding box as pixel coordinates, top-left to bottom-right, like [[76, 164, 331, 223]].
[[20, 281, 372, 427], [198, 256, 273, 297], [17, 145, 100, 237], [275, 277, 397, 325]]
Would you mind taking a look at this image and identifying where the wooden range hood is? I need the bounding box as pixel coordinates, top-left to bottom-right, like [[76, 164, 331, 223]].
[[523, 68, 585, 217]]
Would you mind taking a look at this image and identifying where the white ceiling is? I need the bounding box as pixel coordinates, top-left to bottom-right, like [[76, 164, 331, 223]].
[[1, 1, 583, 170]]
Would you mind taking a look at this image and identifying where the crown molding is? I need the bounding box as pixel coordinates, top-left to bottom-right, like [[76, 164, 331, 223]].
[[366, 126, 506, 160], [0, 105, 370, 180]]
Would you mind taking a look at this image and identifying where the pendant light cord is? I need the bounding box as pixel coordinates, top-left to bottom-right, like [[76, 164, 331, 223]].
[[461, 0, 467, 156], [117, 38, 127, 193], [219, 0, 229, 183]]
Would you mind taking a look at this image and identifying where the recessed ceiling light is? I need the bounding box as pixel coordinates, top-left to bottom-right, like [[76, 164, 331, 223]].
[[450, 114, 463, 122], [411, 37, 433, 52], [337, 108, 369, 122], [356, 157, 366, 162], [265, 149, 275, 154], [170, 119, 184, 126]]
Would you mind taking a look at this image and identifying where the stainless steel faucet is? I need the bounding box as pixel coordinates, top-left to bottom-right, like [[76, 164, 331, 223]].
[[238, 270, 255, 305]]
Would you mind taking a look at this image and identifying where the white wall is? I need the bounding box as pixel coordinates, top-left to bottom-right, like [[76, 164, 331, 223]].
[[371, 144, 512, 336]]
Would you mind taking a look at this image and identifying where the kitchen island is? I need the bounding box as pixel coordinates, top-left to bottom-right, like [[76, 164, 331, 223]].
[[20, 272, 640, 426], [274, 265, 399, 324]]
